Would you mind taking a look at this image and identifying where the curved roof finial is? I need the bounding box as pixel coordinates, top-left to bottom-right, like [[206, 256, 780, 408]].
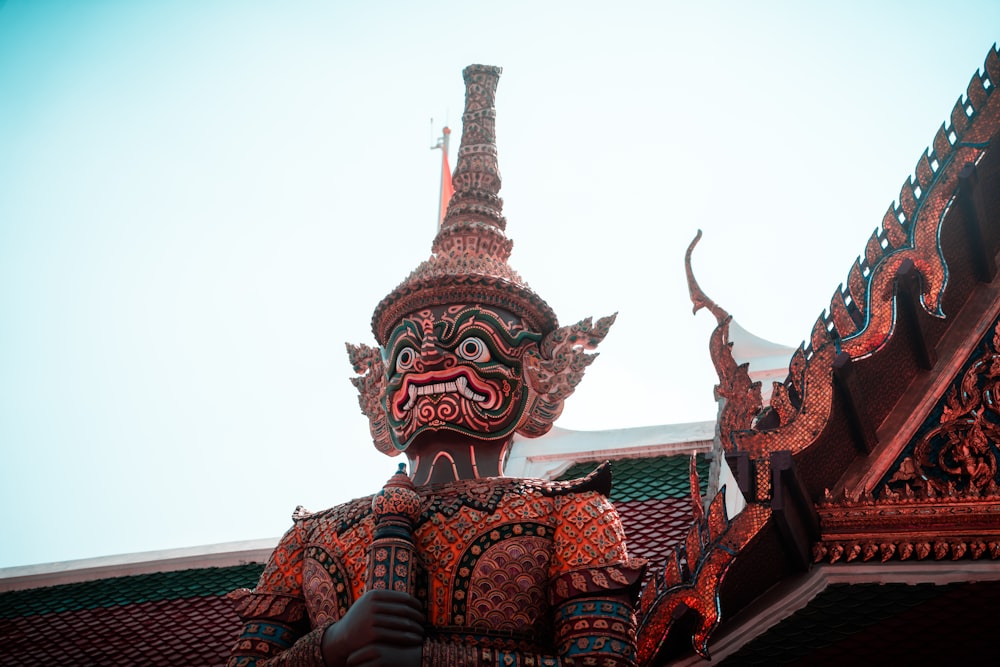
[[685, 229, 729, 324]]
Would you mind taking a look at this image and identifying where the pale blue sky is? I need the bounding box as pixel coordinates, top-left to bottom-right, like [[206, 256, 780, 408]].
[[1, 1, 998, 568]]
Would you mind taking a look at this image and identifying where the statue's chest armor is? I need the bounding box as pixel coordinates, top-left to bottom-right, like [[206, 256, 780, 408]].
[[300, 482, 561, 641], [415, 508, 556, 636]]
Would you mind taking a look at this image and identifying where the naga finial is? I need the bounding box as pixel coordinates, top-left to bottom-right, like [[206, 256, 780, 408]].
[[685, 229, 763, 448], [685, 230, 728, 324]]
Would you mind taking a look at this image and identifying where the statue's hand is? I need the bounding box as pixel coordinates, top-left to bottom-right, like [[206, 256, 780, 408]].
[[321, 590, 424, 667]]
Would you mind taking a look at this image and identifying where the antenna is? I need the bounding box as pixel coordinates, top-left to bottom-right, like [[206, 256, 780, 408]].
[[431, 125, 454, 228]]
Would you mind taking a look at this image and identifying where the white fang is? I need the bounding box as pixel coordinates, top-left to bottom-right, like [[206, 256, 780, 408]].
[[402, 375, 487, 411]]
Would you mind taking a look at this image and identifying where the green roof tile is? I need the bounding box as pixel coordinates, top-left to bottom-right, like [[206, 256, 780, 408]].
[[559, 455, 709, 502], [0, 563, 263, 619]]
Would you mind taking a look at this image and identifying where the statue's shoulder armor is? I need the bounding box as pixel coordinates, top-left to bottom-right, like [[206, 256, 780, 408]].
[[289, 494, 374, 533], [415, 466, 609, 520], [527, 460, 613, 498]]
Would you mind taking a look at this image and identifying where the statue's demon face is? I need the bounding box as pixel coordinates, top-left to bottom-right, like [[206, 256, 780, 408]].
[[382, 305, 541, 451], [349, 306, 613, 458]]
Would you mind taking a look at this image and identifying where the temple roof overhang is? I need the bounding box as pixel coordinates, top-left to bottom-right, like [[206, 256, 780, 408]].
[[638, 43, 1000, 665]]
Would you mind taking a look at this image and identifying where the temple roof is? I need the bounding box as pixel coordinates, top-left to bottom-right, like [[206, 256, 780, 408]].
[[635, 43, 1000, 666], [0, 561, 264, 666], [677, 566, 1000, 666], [5, 41, 1000, 667], [0, 440, 709, 665]]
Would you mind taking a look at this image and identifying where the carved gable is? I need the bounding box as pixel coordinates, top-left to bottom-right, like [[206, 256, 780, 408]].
[[880, 315, 1000, 499]]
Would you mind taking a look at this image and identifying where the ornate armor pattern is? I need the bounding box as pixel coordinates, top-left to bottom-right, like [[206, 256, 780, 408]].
[[228, 470, 645, 666]]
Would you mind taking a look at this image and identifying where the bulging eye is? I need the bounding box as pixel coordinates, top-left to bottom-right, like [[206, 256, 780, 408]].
[[395, 347, 416, 372], [456, 337, 491, 363]]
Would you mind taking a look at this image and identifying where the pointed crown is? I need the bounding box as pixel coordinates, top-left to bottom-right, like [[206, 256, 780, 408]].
[[371, 64, 558, 345]]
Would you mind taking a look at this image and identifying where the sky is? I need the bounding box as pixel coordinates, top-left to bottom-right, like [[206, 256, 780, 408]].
[[1, 1, 998, 569]]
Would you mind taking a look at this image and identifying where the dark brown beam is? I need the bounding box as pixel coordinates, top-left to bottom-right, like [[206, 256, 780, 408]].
[[958, 161, 997, 283], [770, 451, 821, 572], [895, 259, 938, 370], [833, 352, 879, 453], [725, 451, 754, 499]]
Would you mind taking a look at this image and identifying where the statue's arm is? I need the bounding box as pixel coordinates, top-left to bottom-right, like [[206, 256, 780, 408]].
[[226, 523, 329, 666], [226, 591, 329, 667]]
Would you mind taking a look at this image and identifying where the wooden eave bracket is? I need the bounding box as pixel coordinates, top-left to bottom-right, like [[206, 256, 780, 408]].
[[832, 352, 879, 454], [895, 259, 938, 371], [725, 451, 754, 499], [958, 161, 998, 283], [770, 451, 821, 572]]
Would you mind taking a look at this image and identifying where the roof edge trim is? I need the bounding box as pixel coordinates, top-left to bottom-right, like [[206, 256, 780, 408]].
[[672, 561, 1000, 666], [0, 538, 278, 593]]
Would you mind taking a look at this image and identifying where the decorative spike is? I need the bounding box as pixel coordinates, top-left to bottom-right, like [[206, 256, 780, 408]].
[[828, 544, 844, 564], [770, 382, 797, 425], [915, 150, 935, 190], [812, 543, 827, 563], [706, 489, 728, 538], [811, 317, 830, 350], [686, 524, 703, 570], [862, 542, 878, 562], [864, 233, 884, 269], [830, 288, 858, 337], [933, 541, 949, 560], [951, 97, 971, 135], [951, 542, 967, 560], [970, 541, 986, 560], [882, 204, 908, 248], [916, 542, 931, 560], [639, 579, 659, 617], [789, 347, 807, 395], [661, 552, 683, 589], [898, 542, 914, 560], [847, 259, 868, 315], [898, 177, 918, 222], [845, 543, 861, 562], [967, 72, 988, 112], [689, 454, 705, 523], [880, 542, 896, 562], [985, 45, 1000, 90], [933, 123, 953, 164]]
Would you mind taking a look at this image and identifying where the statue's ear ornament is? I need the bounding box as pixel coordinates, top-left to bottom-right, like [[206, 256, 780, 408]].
[[521, 313, 617, 437], [346, 342, 395, 456]]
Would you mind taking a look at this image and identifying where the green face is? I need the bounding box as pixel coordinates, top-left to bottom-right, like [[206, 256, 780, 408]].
[[382, 304, 542, 451]]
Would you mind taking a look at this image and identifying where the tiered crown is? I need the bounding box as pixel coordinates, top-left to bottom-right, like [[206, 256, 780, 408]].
[[371, 65, 558, 345]]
